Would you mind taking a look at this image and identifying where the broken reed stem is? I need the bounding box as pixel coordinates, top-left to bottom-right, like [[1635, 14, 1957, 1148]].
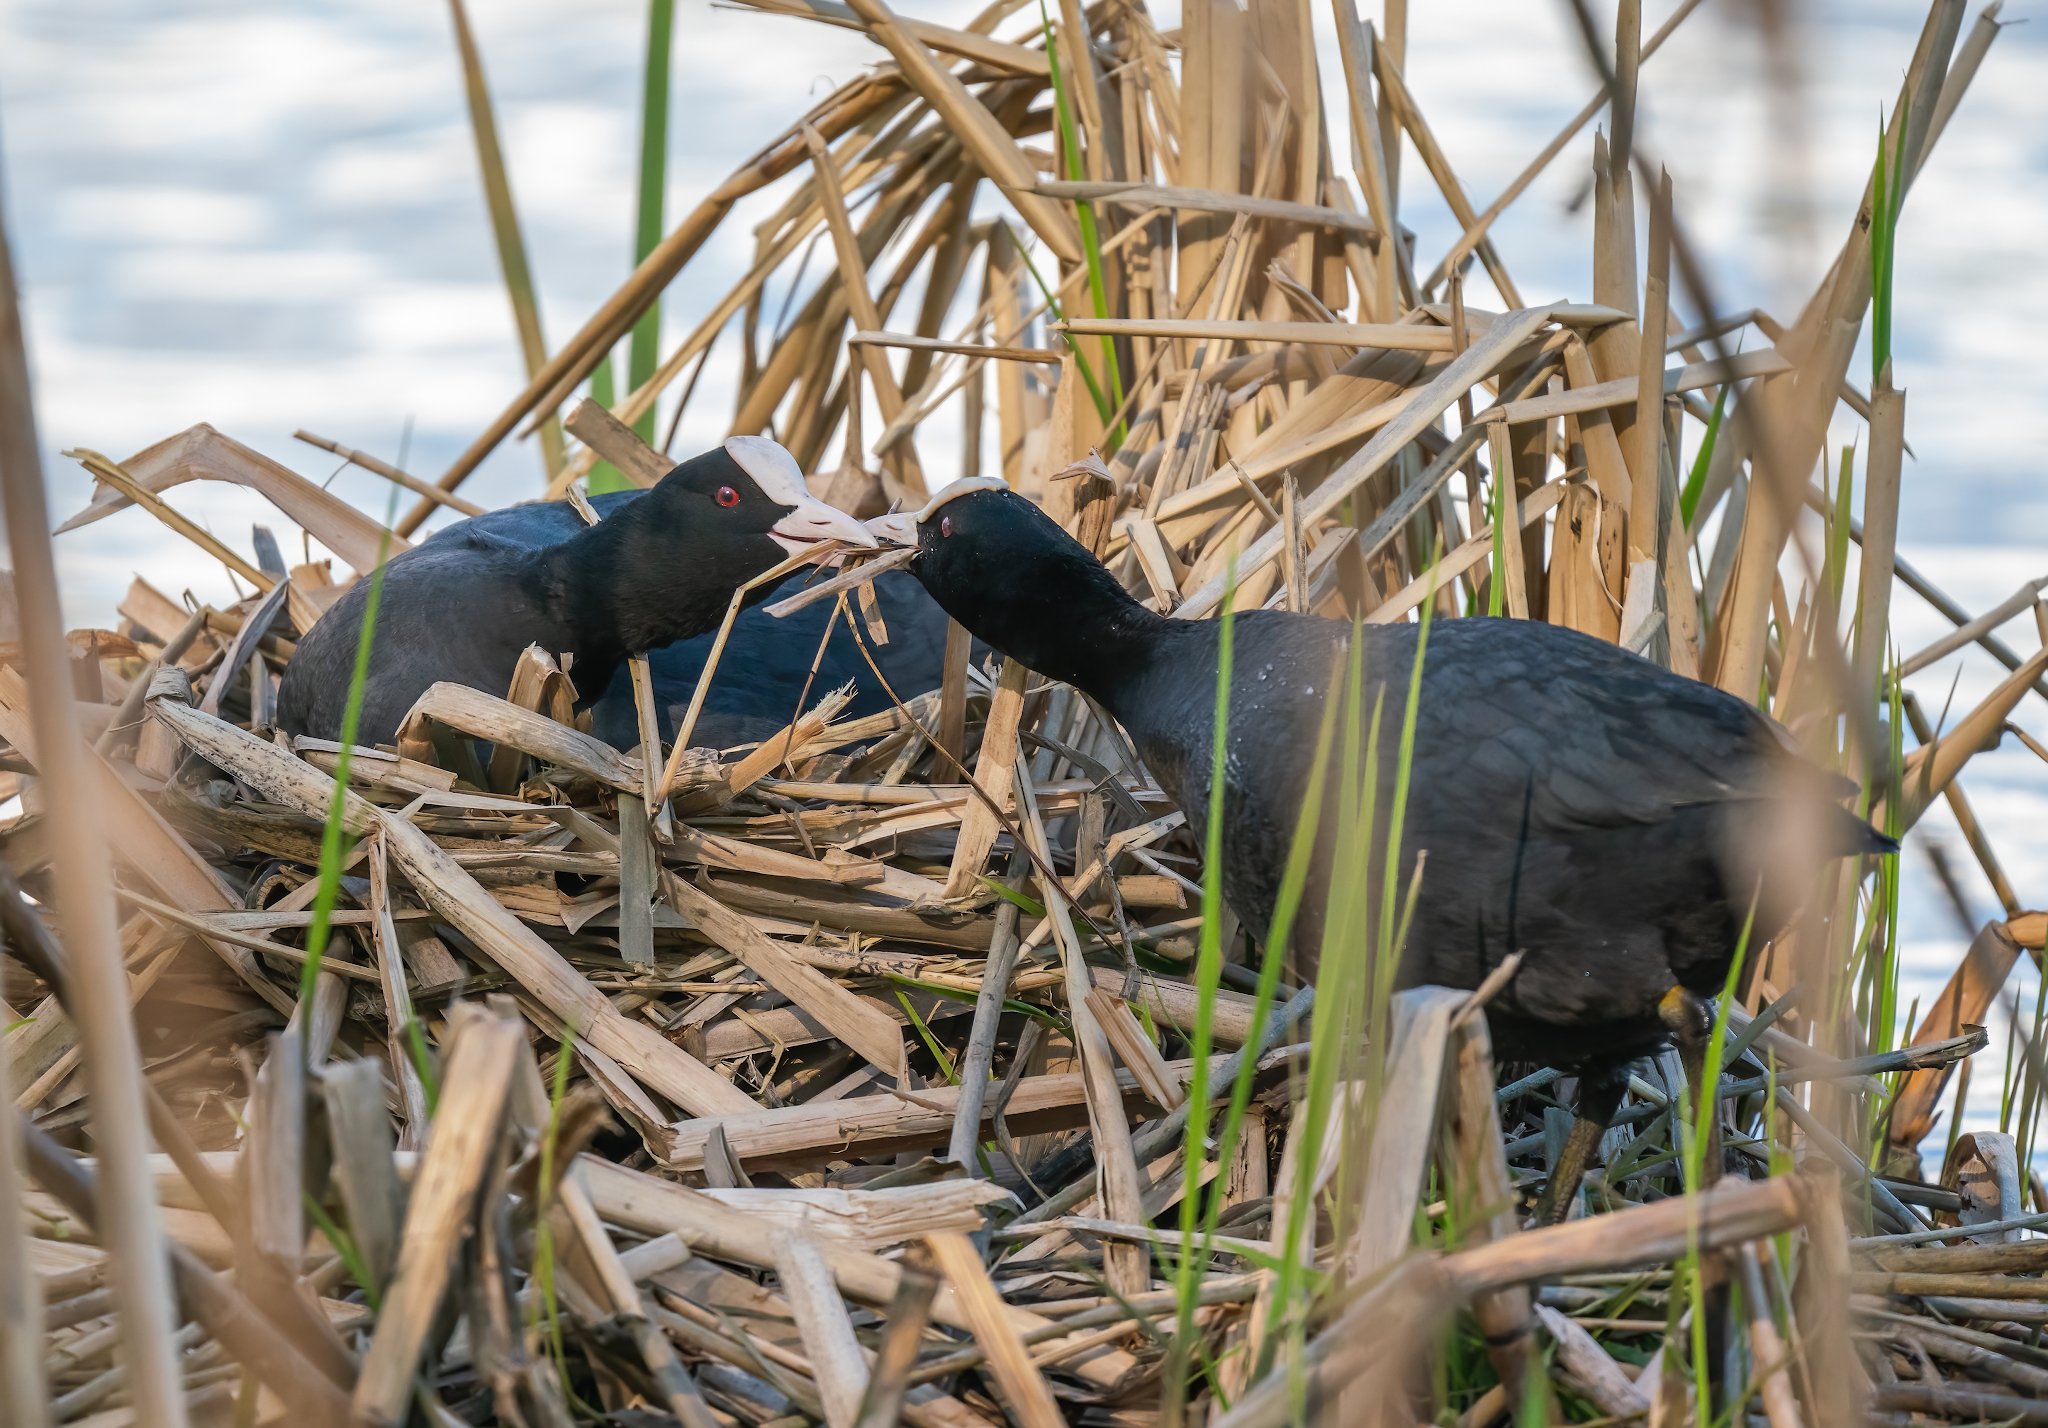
[[402, 72, 895, 532], [294, 430, 487, 517]]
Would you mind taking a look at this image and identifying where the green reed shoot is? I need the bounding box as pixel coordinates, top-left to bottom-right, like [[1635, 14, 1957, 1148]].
[[1270, 672, 1378, 1405], [897, 989, 960, 1084], [629, 0, 676, 447], [1163, 632, 1343, 1415], [586, 346, 629, 494], [1263, 579, 1434, 1405], [2013, 975, 2048, 1172], [303, 1193, 380, 1310], [1679, 375, 1730, 530], [1824, 444, 1855, 625], [1677, 908, 1753, 1418], [1006, 221, 1112, 424], [1039, 0, 1127, 446]]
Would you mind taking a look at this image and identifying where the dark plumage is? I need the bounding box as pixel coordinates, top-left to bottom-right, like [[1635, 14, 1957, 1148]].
[[276, 438, 876, 746], [874, 483, 1893, 1214]]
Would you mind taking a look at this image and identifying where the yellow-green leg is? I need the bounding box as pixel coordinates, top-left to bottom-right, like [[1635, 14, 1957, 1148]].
[[1530, 1061, 1630, 1226]]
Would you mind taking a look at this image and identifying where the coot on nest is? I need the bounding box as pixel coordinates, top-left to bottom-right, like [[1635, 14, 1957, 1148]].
[[873, 480, 1893, 1219], [277, 437, 875, 745]]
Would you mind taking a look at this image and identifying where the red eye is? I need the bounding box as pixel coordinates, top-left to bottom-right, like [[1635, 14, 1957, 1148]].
[[939, 514, 954, 538], [715, 485, 740, 507]]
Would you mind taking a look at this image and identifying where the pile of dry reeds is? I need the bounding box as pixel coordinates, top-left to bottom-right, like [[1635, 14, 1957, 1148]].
[[5, 0, 2048, 1424]]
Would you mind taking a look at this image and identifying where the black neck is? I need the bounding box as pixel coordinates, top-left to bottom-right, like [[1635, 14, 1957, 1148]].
[[535, 489, 746, 694], [954, 547, 1183, 714]]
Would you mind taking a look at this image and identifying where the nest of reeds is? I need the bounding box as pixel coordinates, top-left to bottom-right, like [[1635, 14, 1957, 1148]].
[[5, 1, 2048, 1425]]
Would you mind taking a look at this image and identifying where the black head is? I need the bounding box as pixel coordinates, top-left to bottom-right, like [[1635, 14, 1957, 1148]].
[[651, 436, 877, 576], [555, 436, 874, 660], [867, 480, 1157, 697]]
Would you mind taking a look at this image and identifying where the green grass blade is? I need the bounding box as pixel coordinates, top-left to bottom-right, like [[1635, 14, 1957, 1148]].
[[1687, 901, 1753, 1401], [896, 988, 960, 1084], [447, 0, 566, 484], [1194, 644, 1344, 1285], [1167, 558, 1238, 1416], [1378, 554, 1436, 1011], [299, 487, 400, 1019], [882, 971, 1069, 1034], [978, 874, 1047, 917], [403, 1012, 441, 1117], [1265, 640, 1377, 1385], [532, 1032, 576, 1378], [303, 1193, 380, 1309], [1826, 443, 1854, 621], [1681, 907, 1753, 1415], [1038, 0, 1126, 446], [1008, 222, 1112, 424], [1875, 649, 1906, 1060], [1679, 377, 1729, 529]]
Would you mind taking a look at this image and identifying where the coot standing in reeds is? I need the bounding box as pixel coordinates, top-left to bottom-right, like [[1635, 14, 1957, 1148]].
[[277, 437, 877, 745], [872, 479, 1894, 1221]]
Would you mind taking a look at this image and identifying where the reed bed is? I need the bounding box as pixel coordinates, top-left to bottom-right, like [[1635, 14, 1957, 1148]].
[[4, 0, 2047, 1424]]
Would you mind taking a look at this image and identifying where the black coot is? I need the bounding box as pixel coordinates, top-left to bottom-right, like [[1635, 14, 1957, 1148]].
[[872, 480, 1893, 1218], [276, 437, 875, 745]]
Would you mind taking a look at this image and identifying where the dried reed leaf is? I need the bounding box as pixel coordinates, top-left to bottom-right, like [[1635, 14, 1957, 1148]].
[[59, 424, 403, 576]]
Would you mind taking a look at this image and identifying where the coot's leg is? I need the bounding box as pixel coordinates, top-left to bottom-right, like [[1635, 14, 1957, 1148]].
[[1531, 1059, 1630, 1225], [1659, 986, 1718, 1182]]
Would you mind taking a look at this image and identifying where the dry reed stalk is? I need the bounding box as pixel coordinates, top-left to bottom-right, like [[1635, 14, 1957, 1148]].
[[0, 970, 46, 1426], [71, 449, 277, 593], [0, 166, 192, 1427], [19, 1120, 353, 1425], [1015, 771, 1147, 1299], [293, 430, 486, 517], [410, 74, 897, 530], [351, 1009, 525, 1423], [446, 0, 565, 483], [925, 1232, 1064, 1428], [1711, 1, 1965, 700], [804, 123, 928, 497]]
